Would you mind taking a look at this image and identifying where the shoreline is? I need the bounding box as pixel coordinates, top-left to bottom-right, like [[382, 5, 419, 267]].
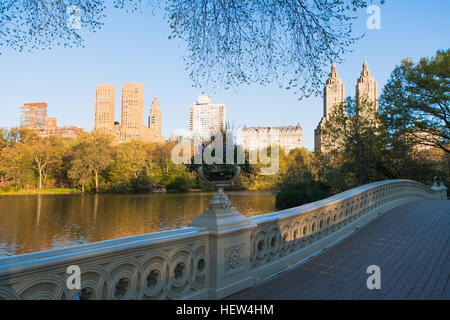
[[0, 188, 274, 196]]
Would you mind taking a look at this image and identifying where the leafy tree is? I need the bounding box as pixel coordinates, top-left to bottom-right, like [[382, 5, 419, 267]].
[[1, 0, 384, 97], [379, 49, 450, 153], [319, 96, 390, 190], [0, 0, 104, 53], [29, 136, 64, 189], [275, 172, 331, 210], [68, 132, 113, 192], [150, 142, 176, 183], [108, 141, 152, 192], [0, 143, 34, 188]]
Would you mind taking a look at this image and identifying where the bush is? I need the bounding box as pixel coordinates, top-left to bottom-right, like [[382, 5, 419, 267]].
[[275, 180, 331, 210], [166, 176, 191, 192]]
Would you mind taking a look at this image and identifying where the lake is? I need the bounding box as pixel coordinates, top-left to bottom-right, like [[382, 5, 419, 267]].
[[0, 191, 277, 257]]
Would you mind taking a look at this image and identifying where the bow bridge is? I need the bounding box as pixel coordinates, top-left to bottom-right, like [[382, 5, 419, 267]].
[[0, 179, 448, 300]]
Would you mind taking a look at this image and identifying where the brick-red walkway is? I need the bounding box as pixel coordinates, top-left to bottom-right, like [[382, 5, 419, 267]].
[[228, 200, 450, 300]]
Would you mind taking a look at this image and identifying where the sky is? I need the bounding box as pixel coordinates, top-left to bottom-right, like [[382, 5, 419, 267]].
[[0, 1, 449, 150]]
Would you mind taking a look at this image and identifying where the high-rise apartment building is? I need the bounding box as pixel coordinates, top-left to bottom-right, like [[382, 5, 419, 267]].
[[241, 124, 303, 153], [20, 103, 48, 129], [189, 96, 225, 141], [94, 84, 115, 130], [149, 97, 162, 142], [314, 63, 345, 152], [356, 59, 378, 116], [121, 83, 144, 131], [323, 62, 345, 118], [93, 83, 163, 143], [20, 102, 84, 138]]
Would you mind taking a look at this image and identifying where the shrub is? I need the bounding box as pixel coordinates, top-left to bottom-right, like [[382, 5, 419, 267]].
[[275, 180, 331, 210]]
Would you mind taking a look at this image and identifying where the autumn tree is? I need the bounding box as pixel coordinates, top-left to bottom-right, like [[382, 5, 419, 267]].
[[68, 132, 113, 193], [108, 141, 153, 192], [29, 136, 64, 189], [0, 143, 34, 188]]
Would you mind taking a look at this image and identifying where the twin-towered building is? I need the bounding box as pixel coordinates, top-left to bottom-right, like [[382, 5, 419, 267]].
[[314, 60, 379, 152], [94, 83, 163, 143]]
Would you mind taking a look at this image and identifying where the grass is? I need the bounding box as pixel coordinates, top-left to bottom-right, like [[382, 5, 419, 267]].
[[0, 188, 81, 195]]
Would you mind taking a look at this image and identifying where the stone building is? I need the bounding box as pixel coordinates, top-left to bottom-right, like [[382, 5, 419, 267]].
[[148, 97, 163, 142], [314, 60, 378, 153], [241, 124, 303, 153], [93, 83, 163, 143], [356, 59, 378, 116], [314, 62, 345, 153], [94, 84, 115, 131]]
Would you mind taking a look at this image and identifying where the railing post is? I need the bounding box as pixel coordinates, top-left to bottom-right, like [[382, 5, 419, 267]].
[[431, 176, 448, 199], [189, 188, 257, 299]]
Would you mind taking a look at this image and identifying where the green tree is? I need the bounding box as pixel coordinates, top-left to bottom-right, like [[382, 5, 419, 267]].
[[30, 136, 64, 189], [379, 49, 450, 153], [109, 141, 152, 192], [319, 97, 390, 190], [0, 143, 34, 188], [68, 132, 113, 193]]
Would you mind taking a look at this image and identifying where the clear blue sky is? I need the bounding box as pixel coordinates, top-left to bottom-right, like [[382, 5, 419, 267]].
[[0, 1, 449, 150]]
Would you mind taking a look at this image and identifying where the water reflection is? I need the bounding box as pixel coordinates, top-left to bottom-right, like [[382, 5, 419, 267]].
[[0, 191, 276, 257]]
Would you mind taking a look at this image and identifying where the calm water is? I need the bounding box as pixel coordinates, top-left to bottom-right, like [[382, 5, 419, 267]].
[[0, 191, 276, 257]]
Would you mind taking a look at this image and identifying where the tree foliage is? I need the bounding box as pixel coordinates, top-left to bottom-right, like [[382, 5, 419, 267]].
[[379, 49, 450, 153], [1, 0, 384, 97]]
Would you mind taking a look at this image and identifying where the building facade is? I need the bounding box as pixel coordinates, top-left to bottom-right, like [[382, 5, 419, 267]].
[[93, 83, 163, 143], [189, 96, 225, 141], [20, 102, 84, 138], [314, 62, 346, 153], [94, 84, 115, 130], [20, 103, 48, 129], [241, 124, 303, 153], [148, 97, 163, 142], [314, 60, 378, 153], [356, 59, 378, 116]]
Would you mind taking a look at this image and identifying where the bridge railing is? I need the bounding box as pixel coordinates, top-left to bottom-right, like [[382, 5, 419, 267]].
[[0, 227, 210, 300], [0, 179, 446, 300]]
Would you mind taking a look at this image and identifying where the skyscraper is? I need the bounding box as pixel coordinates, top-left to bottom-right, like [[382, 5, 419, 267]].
[[356, 59, 378, 116], [121, 83, 144, 130], [314, 63, 345, 152], [189, 95, 225, 141], [94, 84, 115, 130], [120, 83, 145, 142], [323, 62, 345, 118], [149, 97, 162, 142], [20, 102, 47, 129], [93, 83, 163, 143]]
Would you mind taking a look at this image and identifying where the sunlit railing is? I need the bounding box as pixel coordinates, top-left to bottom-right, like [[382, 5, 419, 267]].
[[0, 179, 446, 300]]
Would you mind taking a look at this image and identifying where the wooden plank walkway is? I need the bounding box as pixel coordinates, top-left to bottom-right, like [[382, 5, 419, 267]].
[[228, 200, 450, 300]]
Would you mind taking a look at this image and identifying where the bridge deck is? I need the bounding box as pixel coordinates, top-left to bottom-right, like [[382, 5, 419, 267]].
[[228, 200, 450, 300]]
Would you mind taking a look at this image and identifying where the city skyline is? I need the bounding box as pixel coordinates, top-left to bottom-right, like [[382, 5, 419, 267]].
[[94, 83, 163, 143], [0, 1, 449, 150]]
